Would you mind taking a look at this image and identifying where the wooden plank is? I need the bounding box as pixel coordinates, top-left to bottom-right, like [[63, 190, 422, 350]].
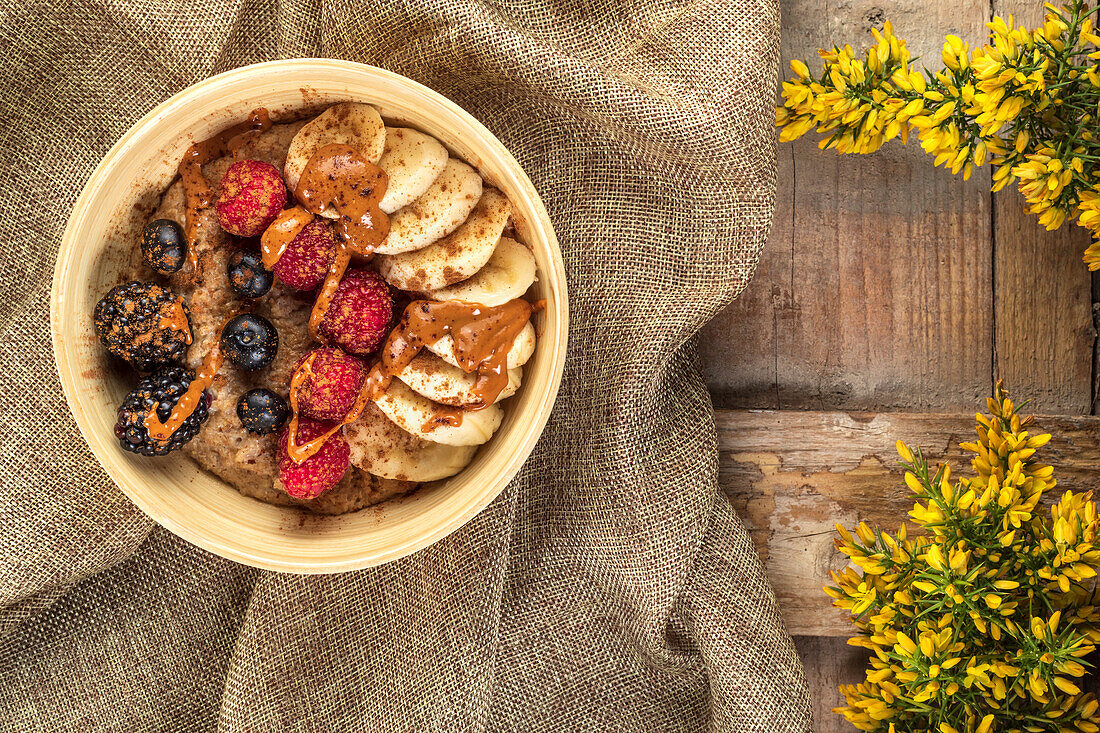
[[702, 0, 994, 412], [992, 189, 1094, 414], [990, 1, 1096, 415], [795, 636, 868, 733], [717, 408, 1100, 635]]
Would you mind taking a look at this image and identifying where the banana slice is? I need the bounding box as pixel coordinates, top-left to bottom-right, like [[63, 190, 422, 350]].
[[345, 403, 478, 482], [427, 320, 536, 370], [398, 352, 521, 406], [373, 159, 483, 255], [426, 237, 537, 306], [374, 379, 502, 446], [377, 189, 510, 291], [377, 127, 449, 215], [284, 103, 386, 194]]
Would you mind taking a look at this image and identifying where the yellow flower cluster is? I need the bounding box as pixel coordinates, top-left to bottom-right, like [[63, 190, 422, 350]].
[[828, 386, 1100, 732], [777, 1, 1100, 269]]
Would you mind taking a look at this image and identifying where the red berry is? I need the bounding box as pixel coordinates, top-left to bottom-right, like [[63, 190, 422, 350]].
[[272, 220, 337, 290], [276, 418, 350, 499], [318, 268, 393, 356], [293, 347, 367, 421], [216, 160, 287, 237]]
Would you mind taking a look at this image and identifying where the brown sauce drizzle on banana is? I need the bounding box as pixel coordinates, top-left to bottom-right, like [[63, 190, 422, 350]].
[[275, 143, 397, 464], [293, 143, 390, 252], [364, 299, 536, 409], [261, 144, 390, 277], [421, 405, 464, 434], [144, 327, 224, 442], [179, 108, 272, 272], [284, 299, 536, 464]]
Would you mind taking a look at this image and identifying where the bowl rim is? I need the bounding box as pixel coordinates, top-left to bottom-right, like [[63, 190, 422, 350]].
[[50, 58, 569, 572]]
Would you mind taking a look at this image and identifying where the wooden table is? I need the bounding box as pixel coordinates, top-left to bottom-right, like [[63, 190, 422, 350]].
[[700, 0, 1100, 728]]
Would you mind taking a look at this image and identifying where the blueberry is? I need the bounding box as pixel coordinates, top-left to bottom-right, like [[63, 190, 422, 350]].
[[220, 313, 278, 370], [141, 219, 186, 275], [236, 388, 289, 435], [227, 249, 273, 299]]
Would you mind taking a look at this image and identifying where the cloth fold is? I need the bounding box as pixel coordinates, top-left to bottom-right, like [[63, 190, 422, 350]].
[[0, 0, 810, 730]]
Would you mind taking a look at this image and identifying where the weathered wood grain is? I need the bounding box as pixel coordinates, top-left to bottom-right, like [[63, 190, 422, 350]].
[[795, 636, 868, 733], [702, 0, 993, 412], [992, 190, 1094, 414], [990, 1, 1097, 415], [717, 408, 1100, 636], [700, 0, 1100, 723]]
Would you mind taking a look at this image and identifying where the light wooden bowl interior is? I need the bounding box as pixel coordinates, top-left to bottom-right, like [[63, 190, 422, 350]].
[[51, 60, 567, 573]]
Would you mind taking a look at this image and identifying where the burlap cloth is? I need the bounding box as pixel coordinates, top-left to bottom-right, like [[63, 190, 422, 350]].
[[0, 1, 810, 730]]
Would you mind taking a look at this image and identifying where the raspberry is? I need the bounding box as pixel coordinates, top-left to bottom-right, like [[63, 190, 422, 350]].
[[215, 160, 287, 237], [93, 281, 193, 372], [114, 366, 210, 456], [294, 348, 368, 421], [318, 267, 393, 356], [276, 418, 350, 499], [271, 219, 337, 290]]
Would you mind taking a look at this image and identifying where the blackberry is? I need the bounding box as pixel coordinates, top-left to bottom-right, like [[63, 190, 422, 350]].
[[93, 281, 193, 372], [114, 366, 210, 456]]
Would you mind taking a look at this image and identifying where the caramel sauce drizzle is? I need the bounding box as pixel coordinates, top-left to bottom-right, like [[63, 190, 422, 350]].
[[148, 109, 272, 444], [284, 351, 374, 464], [179, 108, 272, 272], [364, 299, 535, 409], [293, 143, 390, 254], [144, 329, 224, 442], [276, 144, 398, 463], [284, 299, 535, 464], [158, 297, 193, 346], [308, 242, 351, 342], [260, 205, 314, 270], [288, 143, 390, 344], [421, 405, 464, 434]]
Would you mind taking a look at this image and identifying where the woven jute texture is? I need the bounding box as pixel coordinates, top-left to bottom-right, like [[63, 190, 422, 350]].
[[0, 1, 810, 730]]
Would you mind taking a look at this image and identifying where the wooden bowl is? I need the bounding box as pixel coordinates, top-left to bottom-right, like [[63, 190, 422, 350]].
[[50, 60, 567, 573]]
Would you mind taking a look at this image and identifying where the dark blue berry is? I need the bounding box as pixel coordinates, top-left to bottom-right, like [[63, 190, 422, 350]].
[[141, 219, 186, 275], [236, 388, 289, 435], [221, 313, 278, 371], [227, 249, 273, 299]]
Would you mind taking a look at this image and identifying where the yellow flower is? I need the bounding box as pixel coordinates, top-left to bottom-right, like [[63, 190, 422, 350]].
[[776, 1, 1100, 266], [926, 544, 948, 572], [1055, 677, 1082, 695], [828, 382, 1100, 731]]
